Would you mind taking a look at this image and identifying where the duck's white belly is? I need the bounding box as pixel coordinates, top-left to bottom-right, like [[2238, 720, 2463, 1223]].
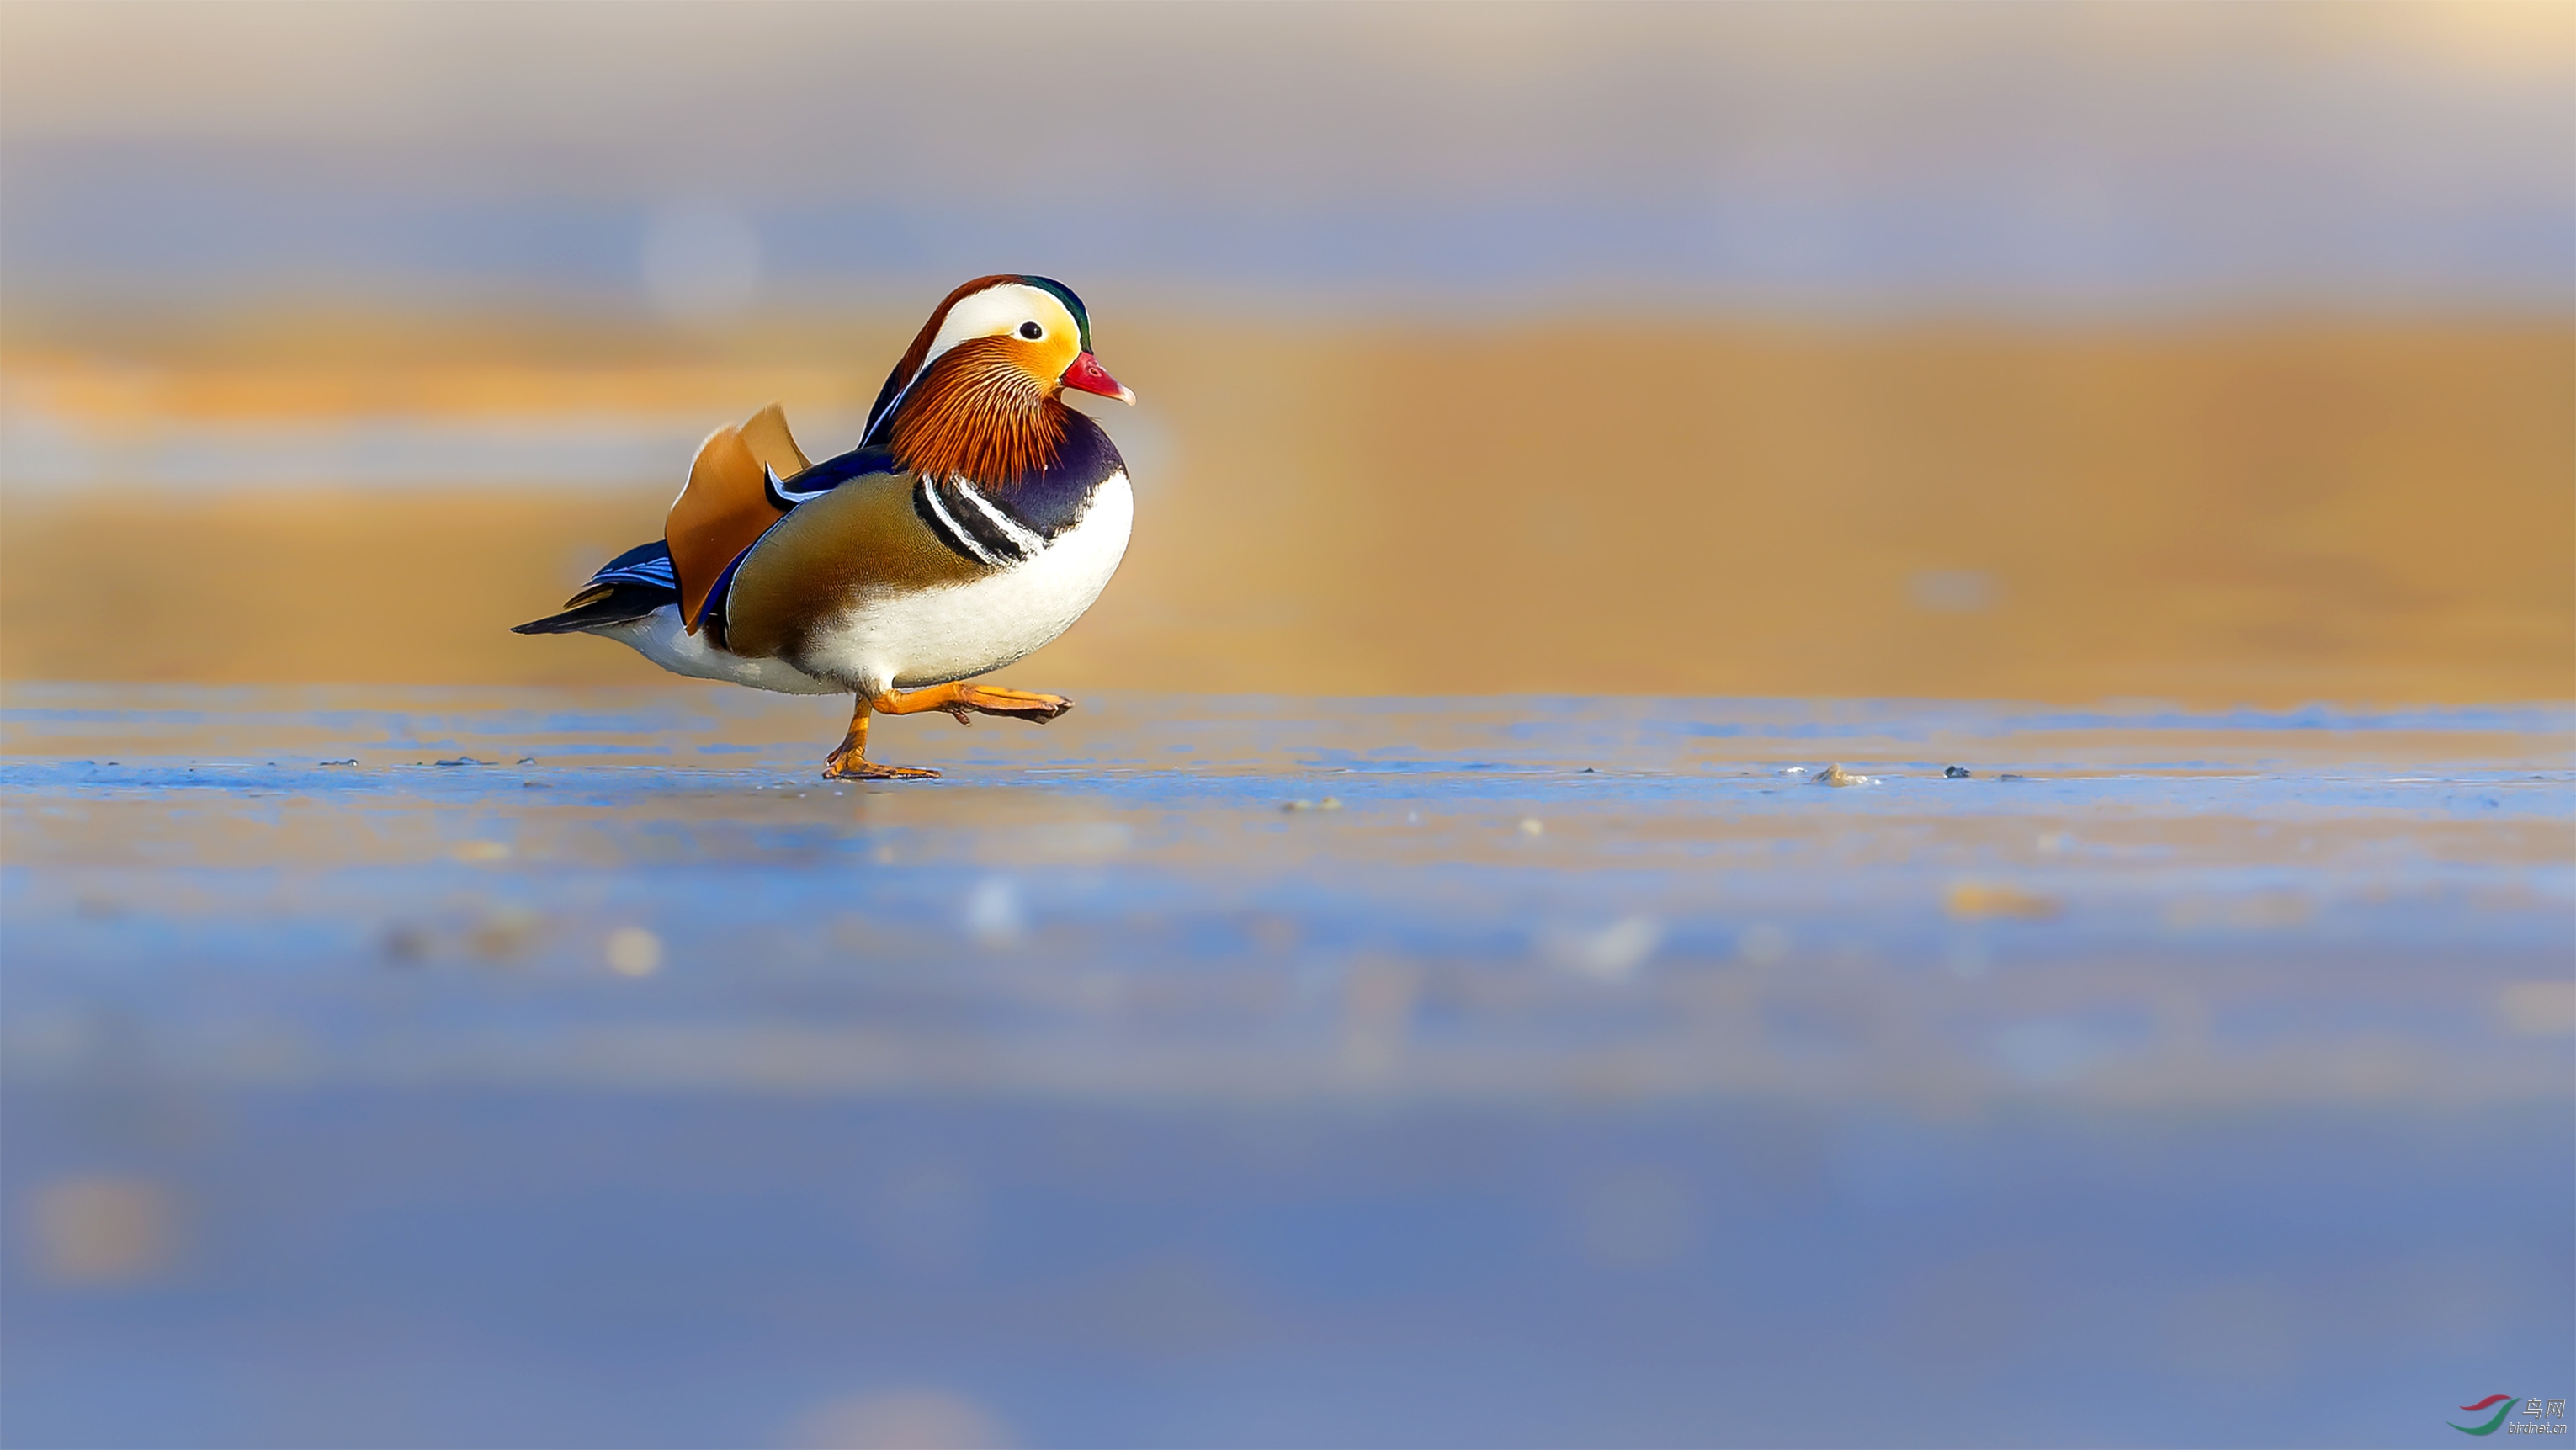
[[801, 473, 1133, 695], [602, 605, 843, 694]]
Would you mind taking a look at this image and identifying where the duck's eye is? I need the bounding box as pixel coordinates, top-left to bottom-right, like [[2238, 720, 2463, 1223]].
[[1017, 321, 1044, 340]]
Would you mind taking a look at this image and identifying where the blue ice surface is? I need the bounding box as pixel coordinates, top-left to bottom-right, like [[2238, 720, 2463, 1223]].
[[2, 687, 2570, 1447]]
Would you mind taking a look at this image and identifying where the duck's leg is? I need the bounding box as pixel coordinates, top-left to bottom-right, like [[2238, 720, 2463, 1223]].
[[821, 696, 941, 780], [870, 683, 1076, 725]]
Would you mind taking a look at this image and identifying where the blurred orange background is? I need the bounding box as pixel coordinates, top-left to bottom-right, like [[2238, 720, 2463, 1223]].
[[3, 3, 2569, 704]]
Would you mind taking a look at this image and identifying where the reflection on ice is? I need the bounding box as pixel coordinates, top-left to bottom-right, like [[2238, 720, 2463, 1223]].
[[1, 688, 2568, 1445]]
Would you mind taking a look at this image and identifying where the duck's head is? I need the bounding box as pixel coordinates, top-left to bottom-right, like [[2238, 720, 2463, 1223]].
[[863, 275, 1132, 447]]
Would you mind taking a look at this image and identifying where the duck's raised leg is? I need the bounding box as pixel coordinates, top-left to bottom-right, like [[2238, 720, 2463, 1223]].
[[821, 697, 941, 780], [871, 683, 1076, 725]]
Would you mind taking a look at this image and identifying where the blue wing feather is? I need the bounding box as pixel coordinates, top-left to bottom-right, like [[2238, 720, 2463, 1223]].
[[512, 539, 678, 634], [585, 539, 680, 592]]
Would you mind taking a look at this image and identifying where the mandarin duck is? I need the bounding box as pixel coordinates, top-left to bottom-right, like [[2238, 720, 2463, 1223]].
[[514, 275, 1134, 778]]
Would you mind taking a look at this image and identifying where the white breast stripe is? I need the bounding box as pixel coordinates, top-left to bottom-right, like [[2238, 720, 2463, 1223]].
[[952, 478, 1048, 559], [916, 477, 1000, 566]]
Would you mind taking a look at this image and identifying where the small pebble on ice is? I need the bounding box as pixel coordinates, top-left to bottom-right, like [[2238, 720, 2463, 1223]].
[[605, 927, 663, 976], [1946, 882, 2060, 920]]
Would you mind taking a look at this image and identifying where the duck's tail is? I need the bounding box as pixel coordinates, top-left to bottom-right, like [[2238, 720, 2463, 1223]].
[[511, 586, 667, 635], [512, 540, 679, 635]]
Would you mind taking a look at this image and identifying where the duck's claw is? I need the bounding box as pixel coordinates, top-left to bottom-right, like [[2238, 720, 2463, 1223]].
[[870, 683, 1074, 725], [953, 687, 1074, 724], [821, 753, 939, 781]]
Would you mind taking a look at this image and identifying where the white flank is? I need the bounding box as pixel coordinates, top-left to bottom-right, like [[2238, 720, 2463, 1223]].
[[801, 472, 1134, 696], [597, 606, 845, 694]]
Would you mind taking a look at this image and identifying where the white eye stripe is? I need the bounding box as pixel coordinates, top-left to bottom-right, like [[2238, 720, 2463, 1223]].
[[922, 284, 1074, 368]]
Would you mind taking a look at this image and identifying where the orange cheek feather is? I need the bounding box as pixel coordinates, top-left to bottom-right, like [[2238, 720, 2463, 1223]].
[[888, 338, 1068, 486]]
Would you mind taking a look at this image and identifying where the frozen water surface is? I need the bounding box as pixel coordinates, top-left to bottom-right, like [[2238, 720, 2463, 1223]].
[[3, 687, 2570, 1447]]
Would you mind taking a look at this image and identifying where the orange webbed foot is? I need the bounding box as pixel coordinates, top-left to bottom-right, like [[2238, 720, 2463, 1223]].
[[871, 683, 1075, 725], [821, 753, 940, 781], [821, 721, 939, 781], [952, 686, 1074, 724]]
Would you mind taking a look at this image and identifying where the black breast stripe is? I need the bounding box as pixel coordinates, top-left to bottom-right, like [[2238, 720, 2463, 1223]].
[[950, 479, 1048, 561], [935, 479, 1035, 565], [896, 412, 1128, 569], [914, 478, 1010, 567]]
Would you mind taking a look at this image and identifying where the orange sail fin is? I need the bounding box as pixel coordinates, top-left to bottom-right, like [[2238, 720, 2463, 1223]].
[[667, 424, 778, 634], [737, 401, 812, 480]]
